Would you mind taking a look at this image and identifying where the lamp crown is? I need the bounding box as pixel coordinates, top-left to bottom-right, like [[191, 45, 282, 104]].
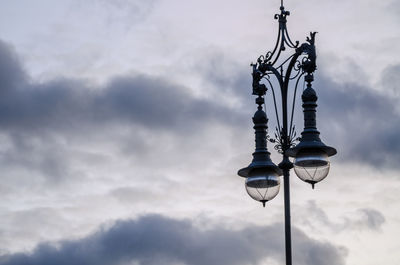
[[302, 86, 318, 102]]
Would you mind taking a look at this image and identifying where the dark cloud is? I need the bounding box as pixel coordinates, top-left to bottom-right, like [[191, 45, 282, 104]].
[[0, 39, 251, 183], [96, 76, 245, 130], [314, 71, 400, 168], [0, 214, 347, 265], [0, 41, 27, 93], [0, 40, 245, 134]]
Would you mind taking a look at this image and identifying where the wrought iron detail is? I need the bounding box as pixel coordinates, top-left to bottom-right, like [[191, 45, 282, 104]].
[[250, 5, 318, 155], [238, 4, 337, 265]]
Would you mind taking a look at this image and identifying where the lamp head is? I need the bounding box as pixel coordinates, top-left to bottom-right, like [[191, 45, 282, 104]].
[[238, 100, 282, 206], [286, 82, 337, 188]]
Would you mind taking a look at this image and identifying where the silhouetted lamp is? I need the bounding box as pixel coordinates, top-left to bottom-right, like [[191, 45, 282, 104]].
[[236, 3, 337, 265], [238, 96, 282, 207], [286, 77, 337, 188]]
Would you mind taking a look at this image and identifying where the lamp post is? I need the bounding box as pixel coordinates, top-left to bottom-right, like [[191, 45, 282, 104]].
[[237, 2, 337, 265]]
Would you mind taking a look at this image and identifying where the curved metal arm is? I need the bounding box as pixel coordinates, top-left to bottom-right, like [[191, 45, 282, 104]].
[[250, 5, 318, 153]]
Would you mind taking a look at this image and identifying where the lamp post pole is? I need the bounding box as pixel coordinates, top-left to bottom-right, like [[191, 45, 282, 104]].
[[237, 3, 337, 265], [282, 163, 293, 265]]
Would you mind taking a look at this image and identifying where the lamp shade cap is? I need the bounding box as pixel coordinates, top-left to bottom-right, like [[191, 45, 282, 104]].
[[286, 140, 337, 157], [238, 160, 282, 178]]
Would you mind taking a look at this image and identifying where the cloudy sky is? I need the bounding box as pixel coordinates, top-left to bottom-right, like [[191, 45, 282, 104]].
[[0, 0, 399, 264]]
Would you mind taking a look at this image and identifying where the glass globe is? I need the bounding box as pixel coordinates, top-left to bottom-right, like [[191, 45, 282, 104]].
[[294, 150, 330, 188], [245, 168, 280, 207]]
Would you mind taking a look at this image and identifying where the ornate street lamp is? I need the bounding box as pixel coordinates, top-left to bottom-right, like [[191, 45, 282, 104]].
[[237, 2, 337, 265]]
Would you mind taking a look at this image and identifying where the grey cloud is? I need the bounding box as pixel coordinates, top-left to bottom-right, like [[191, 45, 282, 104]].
[[0, 42, 27, 93], [314, 71, 400, 168], [96, 76, 245, 130], [193, 49, 252, 104], [0, 133, 72, 182], [0, 40, 245, 134], [109, 186, 166, 205], [0, 69, 245, 180], [0, 214, 347, 265], [0, 39, 249, 184], [300, 201, 385, 232], [341, 208, 386, 232], [355, 208, 385, 231], [380, 64, 400, 98], [388, 0, 400, 21]]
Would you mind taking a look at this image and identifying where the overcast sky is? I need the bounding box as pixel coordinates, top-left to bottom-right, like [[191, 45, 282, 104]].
[[0, 0, 399, 265]]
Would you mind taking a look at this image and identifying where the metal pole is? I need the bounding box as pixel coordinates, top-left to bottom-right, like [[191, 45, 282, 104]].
[[283, 164, 292, 265], [280, 128, 293, 265], [280, 63, 293, 265]]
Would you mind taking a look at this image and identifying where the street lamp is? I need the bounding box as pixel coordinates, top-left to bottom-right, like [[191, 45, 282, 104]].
[[237, 2, 337, 265]]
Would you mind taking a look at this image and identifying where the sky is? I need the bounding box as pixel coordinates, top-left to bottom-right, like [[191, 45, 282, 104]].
[[0, 0, 399, 264]]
